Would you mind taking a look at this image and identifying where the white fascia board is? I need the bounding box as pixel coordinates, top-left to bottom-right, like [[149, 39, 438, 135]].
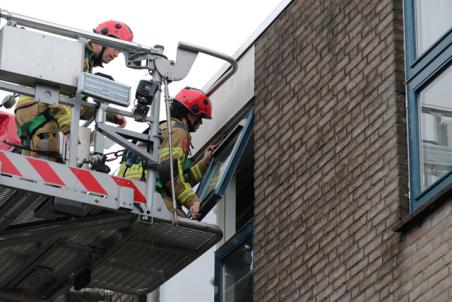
[[191, 46, 254, 154]]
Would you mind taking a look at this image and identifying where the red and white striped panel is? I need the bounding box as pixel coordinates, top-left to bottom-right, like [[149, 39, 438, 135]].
[[0, 151, 147, 204]]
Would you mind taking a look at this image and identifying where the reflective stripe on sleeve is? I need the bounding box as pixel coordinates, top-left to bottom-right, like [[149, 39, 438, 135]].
[[191, 164, 203, 182], [177, 188, 196, 204], [57, 115, 72, 128], [177, 155, 192, 193]]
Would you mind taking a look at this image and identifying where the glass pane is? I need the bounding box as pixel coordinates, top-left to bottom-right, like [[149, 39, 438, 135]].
[[415, 0, 452, 55], [419, 65, 452, 189], [236, 137, 254, 231], [199, 133, 240, 200], [222, 237, 253, 302]]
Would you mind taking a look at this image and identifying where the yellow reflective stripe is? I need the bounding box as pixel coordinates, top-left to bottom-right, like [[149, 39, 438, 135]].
[[177, 156, 191, 192], [160, 147, 184, 160], [191, 164, 202, 182], [63, 105, 72, 115], [18, 96, 33, 102], [118, 163, 128, 177], [124, 174, 142, 180], [118, 163, 145, 181], [177, 188, 195, 204], [56, 105, 72, 127], [161, 147, 184, 153], [127, 165, 145, 178], [160, 151, 184, 160], [57, 115, 71, 126]]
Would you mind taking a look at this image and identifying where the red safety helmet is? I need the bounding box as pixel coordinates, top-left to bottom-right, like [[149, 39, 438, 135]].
[[94, 20, 133, 42], [174, 87, 212, 119]]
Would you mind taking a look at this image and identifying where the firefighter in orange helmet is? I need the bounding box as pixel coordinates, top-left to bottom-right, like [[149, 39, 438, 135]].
[[15, 20, 133, 162], [118, 87, 216, 220]]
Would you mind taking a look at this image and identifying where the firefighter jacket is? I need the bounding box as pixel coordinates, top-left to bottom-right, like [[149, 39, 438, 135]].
[[15, 43, 120, 151], [118, 118, 209, 209]]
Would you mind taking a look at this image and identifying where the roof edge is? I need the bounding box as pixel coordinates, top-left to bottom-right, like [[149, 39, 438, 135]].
[[202, 0, 294, 93]]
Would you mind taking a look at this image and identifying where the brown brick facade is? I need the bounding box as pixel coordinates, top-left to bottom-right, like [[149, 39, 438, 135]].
[[252, 0, 430, 300], [395, 201, 452, 302]]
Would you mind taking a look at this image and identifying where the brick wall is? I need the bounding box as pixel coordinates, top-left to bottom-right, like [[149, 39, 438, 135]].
[[253, 0, 409, 301], [395, 200, 452, 301]]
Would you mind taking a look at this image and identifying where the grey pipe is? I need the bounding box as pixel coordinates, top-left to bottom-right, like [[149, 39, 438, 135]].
[[0, 9, 153, 53], [178, 42, 238, 96]]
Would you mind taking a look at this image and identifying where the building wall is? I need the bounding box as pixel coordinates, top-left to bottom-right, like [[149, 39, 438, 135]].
[[253, 0, 414, 301], [395, 200, 452, 301]]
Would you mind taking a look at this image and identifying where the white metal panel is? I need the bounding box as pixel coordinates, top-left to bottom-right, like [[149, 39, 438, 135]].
[[0, 26, 83, 94], [0, 151, 159, 215], [191, 46, 255, 153]]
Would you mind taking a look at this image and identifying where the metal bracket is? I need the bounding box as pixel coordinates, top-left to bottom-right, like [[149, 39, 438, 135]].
[[138, 192, 173, 221], [35, 84, 59, 105], [155, 44, 198, 81], [125, 49, 165, 71], [96, 122, 160, 165]]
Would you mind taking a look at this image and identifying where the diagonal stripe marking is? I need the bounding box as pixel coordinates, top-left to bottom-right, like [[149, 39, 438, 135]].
[[0, 152, 22, 176], [112, 176, 146, 204], [27, 158, 65, 186], [70, 167, 108, 195]]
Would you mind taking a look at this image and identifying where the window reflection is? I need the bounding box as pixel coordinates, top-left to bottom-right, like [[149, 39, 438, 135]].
[[222, 237, 253, 302], [415, 0, 452, 55], [199, 133, 240, 201], [420, 65, 452, 189]]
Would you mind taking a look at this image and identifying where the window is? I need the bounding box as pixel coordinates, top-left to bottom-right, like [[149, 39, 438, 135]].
[[405, 0, 452, 209], [234, 145, 254, 231], [215, 222, 253, 302], [419, 67, 452, 190], [196, 110, 254, 219], [414, 0, 452, 55], [196, 109, 254, 301]]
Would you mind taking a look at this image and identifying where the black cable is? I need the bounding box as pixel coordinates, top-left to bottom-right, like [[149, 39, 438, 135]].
[[3, 140, 63, 160]]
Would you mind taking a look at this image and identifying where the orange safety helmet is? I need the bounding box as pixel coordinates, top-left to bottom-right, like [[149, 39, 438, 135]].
[[174, 87, 212, 119], [94, 20, 133, 42]]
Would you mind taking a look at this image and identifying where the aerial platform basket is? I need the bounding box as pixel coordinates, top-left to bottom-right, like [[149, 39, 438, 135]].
[[0, 150, 222, 301], [0, 9, 237, 301]]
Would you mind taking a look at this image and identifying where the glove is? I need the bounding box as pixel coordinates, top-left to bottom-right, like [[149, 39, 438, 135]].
[[116, 115, 127, 128]]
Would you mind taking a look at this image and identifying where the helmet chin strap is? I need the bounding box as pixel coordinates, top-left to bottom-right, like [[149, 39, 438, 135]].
[[186, 117, 197, 132], [94, 46, 105, 67]]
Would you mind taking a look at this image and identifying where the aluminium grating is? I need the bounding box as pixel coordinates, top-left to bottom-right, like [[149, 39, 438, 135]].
[[63, 288, 142, 302], [0, 187, 17, 209], [0, 243, 36, 286], [10, 195, 50, 226], [112, 244, 183, 271], [90, 218, 222, 295], [0, 190, 40, 227], [109, 291, 141, 302], [32, 246, 81, 275], [0, 183, 222, 300]]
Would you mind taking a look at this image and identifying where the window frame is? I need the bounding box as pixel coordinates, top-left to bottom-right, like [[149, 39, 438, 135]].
[[196, 110, 254, 220], [405, 0, 452, 210], [214, 222, 254, 302]]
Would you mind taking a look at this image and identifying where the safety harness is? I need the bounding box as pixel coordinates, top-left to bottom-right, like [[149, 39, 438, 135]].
[[17, 108, 53, 148], [119, 121, 192, 191]]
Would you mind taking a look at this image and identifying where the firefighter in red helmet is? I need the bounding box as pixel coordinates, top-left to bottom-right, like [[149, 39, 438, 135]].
[[15, 20, 133, 162], [92, 20, 133, 67], [118, 87, 216, 220]]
